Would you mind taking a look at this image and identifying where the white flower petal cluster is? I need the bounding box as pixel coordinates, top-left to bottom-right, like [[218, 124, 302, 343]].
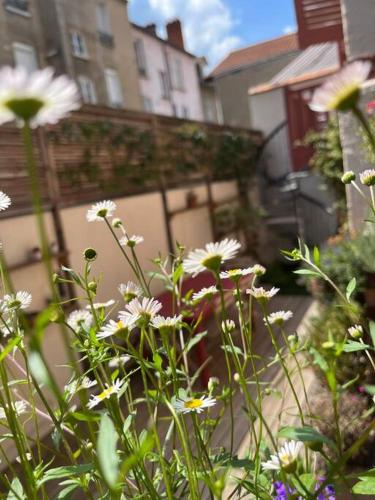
[[192, 286, 218, 302], [123, 297, 162, 324], [348, 324, 363, 339], [118, 281, 143, 302], [183, 239, 241, 276], [108, 355, 131, 369], [65, 376, 97, 396], [87, 379, 123, 409], [0, 66, 80, 127], [310, 61, 371, 112], [246, 286, 279, 301], [219, 267, 253, 280], [86, 300, 115, 310], [0, 191, 11, 212], [262, 440, 302, 471], [67, 309, 93, 332], [0, 400, 27, 420], [86, 200, 116, 222], [221, 319, 236, 332], [359, 169, 375, 187], [151, 314, 182, 330], [265, 310, 293, 326], [173, 394, 216, 414], [97, 315, 136, 340], [2, 291, 32, 311], [119, 235, 144, 247]]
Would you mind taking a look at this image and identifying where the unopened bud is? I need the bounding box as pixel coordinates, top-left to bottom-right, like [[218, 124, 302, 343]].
[[83, 247, 97, 262], [341, 171, 356, 184]]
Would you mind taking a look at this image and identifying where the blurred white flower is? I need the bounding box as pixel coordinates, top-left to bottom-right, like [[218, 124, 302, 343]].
[[87, 379, 123, 409], [120, 235, 144, 247], [0, 191, 11, 211], [183, 239, 241, 276], [221, 319, 236, 332], [97, 315, 136, 340], [118, 281, 143, 302], [2, 291, 32, 311], [219, 268, 253, 280], [67, 310, 93, 332], [360, 169, 375, 187], [265, 310, 293, 326], [0, 66, 80, 127], [246, 286, 279, 302], [108, 355, 131, 369], [173, 394, 216, 414], [86, 300, 115, 310], [151, 314, 182, 330], [192, 286, 218, 302], [348, 324, 363, 339], [262, 440, 302, 472], [251, 264, 266, 277], [86, 200, 116, 222], [0, 400, 27, 419], [310, 61, 371, 112]]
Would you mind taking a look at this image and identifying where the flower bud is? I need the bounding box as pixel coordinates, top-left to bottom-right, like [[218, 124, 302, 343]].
[[88, 281, 97, 293], [83, 247, 97, 262], [208, 377, 219, 392], [233, 372, 240, 383], [112, 218, 123, 228], [341, 171, 356, 184], [348, 324, 363, 339]]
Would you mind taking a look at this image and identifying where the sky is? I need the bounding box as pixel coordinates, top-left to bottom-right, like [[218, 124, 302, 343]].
[[128, 0, 297, 70]]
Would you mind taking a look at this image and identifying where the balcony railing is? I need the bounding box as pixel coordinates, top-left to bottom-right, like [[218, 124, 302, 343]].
[[5, 0, 29, 13]]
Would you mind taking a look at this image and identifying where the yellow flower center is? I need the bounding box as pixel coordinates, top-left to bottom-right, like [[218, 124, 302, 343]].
[[98, 387, 114, 400], [279, 453, 291, 465], [184, 398, 203, 409]]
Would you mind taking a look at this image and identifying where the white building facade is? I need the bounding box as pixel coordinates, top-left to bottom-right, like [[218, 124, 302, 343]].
[[131, 20, 204, 121]]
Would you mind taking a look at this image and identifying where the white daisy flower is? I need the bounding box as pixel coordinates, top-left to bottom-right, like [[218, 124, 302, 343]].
[[0, 191, 11, 211], [97, 315, 136, 340], [123, 297, 162, 325], [2, 291, 32, 311], [219, 268, 253, 280], [262, 440, 302, 473], [359, 169, 375, 187], [108, 355, 131, 369], [310, 61, 371, 112], [65, 376, 97, 396], [86, 379, 123, 409], [119, 235, 144, 248], [265, 310, 293, 326], [221, 319, 236, 332], [192, 286, 218, 302], [0, 400, 27, 419], [118, 281, 143, 302], [246, 286, 279, 302], [86, 300, 115, 310], [151, 314, 182, 331], [67, 309, 93, 332], [86, 200, 116, 222], [183, 239, 241, 276], [173, 394, 216, 414], [348, 324, 363, 339], [251, 264, 266, 277], [0, 66, 80, 127]]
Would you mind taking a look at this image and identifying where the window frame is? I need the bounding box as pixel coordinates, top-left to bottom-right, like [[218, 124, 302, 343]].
[[134, 39, 147, 77], [4, 0, 30, 17], [12, 42, 38, 73], [96, 3, 112, 35], [78, 75, 98, 105], [104, 68, 123, 108], [159, 70, 170, 100], [71, 31, 89, 59]]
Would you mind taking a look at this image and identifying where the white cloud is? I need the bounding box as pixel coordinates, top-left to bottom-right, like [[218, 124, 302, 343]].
[[139, 0, 242, 69], [283, 25, 297, 34]]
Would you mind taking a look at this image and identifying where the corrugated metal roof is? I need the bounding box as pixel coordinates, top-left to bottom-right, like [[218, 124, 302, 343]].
[[249, 42, 340, 94]]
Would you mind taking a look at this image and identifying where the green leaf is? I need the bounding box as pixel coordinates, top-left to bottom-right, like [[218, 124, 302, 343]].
[[7, 477, 25, 499], [364, 384, 375, 396], [39, 464, 93, 486], [70, 411, 100, 422], [313, 246, 320, 266], [97, 414, 119, 491], [172, 263, 184, 284], [352, 478, 375, 494], [309, 347, 329, 372], [293, 269, 321, 277], [343, 341, 372, 352], [0, 336, 22, 363], [57, 484, 78, 499], [28, 352, 52, 389], [278, 426, 335, 448], [221, 344, 244, 357], [121, 432, 154, 477], [291, 473, 315, 495], [346, 277, 357, 302], [185, 331, 207, 353], [152, 352, 163, 372]]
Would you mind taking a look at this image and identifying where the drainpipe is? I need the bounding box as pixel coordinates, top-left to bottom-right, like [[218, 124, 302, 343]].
[[54, 0, 75, 77]]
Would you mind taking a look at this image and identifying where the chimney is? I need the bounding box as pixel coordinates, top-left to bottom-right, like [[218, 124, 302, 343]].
[[166, 19, 184, 50], [144, 23, 157, 36]]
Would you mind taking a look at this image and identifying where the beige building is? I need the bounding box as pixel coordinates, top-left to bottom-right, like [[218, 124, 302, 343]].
[[208, 34, 301, 129], [0, 0, 142, 110]]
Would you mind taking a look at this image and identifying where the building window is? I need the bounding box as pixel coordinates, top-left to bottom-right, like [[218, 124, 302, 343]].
[[96, 3, 114, 47], [104, 69, 123, 107], [71, 32, 89, 59], [159, 71, 170, 99], [142, 96, 153, 113], [13, 43, 38, 73], [134, 39, 147, 76], [78, 76, 97, 105], [5, 0, 29, 15], [171, 58, 184, 90]]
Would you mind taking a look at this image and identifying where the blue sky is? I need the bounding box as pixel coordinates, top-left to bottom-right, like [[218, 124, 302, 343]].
[[128, 0, 297, 69]]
